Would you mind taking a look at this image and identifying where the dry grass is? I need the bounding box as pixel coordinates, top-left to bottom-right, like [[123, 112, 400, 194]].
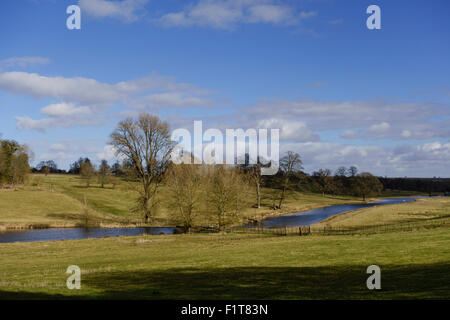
[[316, 197, 450, 228], [1, 174, 366, 228]]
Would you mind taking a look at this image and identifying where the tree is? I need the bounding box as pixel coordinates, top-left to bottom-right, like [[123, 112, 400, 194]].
[[110, 113, 174, 223], [312, 168, 333, 197], [36, 160, 58, 175], [0, 139, 31, 186], [347, 166, 358, 177], [166, 162, 203, 232], [354, 172, 383, 201], [278, 151, 303, 209], [80, 160, 95, 187], [69, 157, 90, 174], [238, 153, 267, 209], [98, 160, 111, 188], [207, 166, 247, 231], [111, 161, 124, 176]]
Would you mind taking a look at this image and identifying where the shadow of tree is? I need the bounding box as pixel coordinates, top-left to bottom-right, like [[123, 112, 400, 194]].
[[46, 213, 86, 221], [2, 263, 448, 300]]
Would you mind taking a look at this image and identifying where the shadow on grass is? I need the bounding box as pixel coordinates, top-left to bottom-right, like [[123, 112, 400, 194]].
[[1, 263, 449, 300]]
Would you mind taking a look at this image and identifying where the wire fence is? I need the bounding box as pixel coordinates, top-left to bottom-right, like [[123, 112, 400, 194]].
[[224, 216, 450, 236]]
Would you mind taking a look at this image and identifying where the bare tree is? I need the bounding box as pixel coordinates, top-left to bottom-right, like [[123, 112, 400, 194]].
[[313, 168, 333, 197], [278, 151, 303, 209], [238, 153, 265, 209], [347, 166, 358, 177], [80, 160, 95, 187], [110, 113, 174, 223], [98, 159, 111, 188], [207, 166, 247, 231], [166, 162, 203, 232]]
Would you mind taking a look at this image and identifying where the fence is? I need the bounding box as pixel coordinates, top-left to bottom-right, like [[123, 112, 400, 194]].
[[225, 216, 450, 237]]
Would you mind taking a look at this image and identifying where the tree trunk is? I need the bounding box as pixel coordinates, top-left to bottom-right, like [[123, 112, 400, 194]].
[[279, 177, 289, 209], [279, 186, 286, 209], [256, 182, 261, 209], [143, 196, 150, 224]]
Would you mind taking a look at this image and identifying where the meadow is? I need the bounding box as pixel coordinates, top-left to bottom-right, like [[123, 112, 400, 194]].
[[0, 174, 448, 299], [316, 197, 450, 228], [0, 174, 368, 230], [0, 225, 449, 299]]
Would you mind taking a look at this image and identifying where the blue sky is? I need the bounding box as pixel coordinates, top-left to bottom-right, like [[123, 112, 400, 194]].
[[0, 0, 449, 177]]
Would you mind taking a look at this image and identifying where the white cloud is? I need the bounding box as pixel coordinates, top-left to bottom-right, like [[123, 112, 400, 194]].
[[41, 103, 92, 117], [95, 145, 120, 162], [368, 122, 390, 135], [401, 130, 412, 138], [158, 0, 315, 29], [49, 143, 67, 152], [0, 56, 50, 69], [257, 118, 319, 142], [340, 129, 358, 139], [78, 0, 148, 22], [15, 102, 98, 132], [0, 72, 121, 106], [280, 141, 450, 177], [247, 5, 296, 24], [247, 98, 450, 140], [0, 71, 214, 131]]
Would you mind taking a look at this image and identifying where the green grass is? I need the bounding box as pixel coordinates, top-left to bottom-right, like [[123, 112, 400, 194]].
[[317, 197, 450, 228], [0, 227, 449, 299], [1, 174, 368, 228], [1, 175, 449, 299]]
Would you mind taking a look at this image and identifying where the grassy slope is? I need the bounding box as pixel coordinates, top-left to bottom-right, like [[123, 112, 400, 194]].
[[317, 197, 450, 228], [0, 227, 449, 299], [0, 174, 366, 228]]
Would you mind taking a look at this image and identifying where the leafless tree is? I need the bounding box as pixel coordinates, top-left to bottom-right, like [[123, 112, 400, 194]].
[[279, 151, 303, 209], [166, 161, 204, 232], [98, 159, 111, 188], [80, 160, 95, 187], [207, 165, 248, 231], [238, 153, 265, 209], [110, 113, 174, 223], [313, 168, 333, 197]]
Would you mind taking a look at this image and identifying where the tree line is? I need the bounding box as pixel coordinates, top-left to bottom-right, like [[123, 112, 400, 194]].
[[4, 113, 448, 231]]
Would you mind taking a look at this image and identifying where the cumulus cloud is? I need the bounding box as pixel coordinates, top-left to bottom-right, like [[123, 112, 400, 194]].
[[279, 141, 450, 177], [0, 71, 214, 131], [247, 98, 450, 140], [41, 103, 92, 117], [257, 118, 319, 142], [15, 102, 97, 131], [368, 122, 390, 137], [32, 140, 122, 169], [158, 0, 316, 29], [78, 0, 148, 22]]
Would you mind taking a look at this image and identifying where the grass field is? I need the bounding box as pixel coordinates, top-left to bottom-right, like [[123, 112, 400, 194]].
[[1, 174, 448, 299], [0, 174, 367, 229], [317, 197, 450, 228], [0, 226, 449, 299]]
